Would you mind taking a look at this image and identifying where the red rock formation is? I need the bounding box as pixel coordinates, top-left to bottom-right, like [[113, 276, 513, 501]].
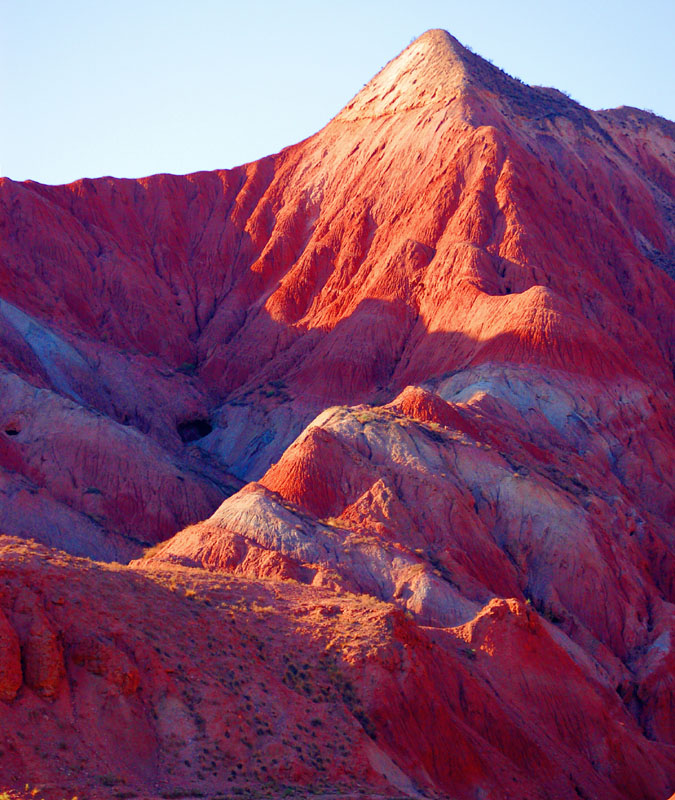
[[1, 35, 673, 514], [0, 607, 21, 701], [1, 537, 674, 800], [0, 27, 674, 800]]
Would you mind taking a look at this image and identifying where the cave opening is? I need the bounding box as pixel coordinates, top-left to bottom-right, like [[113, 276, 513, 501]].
[[177, 419, 213, 444]]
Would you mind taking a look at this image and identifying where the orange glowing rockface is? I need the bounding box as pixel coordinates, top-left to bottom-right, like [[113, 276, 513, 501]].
[[0, 29, 674, 800]]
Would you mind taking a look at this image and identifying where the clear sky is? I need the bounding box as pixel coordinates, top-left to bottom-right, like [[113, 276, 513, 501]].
[[2, 0, 674, 185]]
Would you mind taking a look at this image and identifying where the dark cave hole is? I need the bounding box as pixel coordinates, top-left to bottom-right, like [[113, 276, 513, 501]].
[[4, 428, 20, 436], [177, 419, 213, 444]]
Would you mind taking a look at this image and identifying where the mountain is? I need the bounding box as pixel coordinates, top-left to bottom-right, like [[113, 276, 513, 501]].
[[0, 29, 674, 800]]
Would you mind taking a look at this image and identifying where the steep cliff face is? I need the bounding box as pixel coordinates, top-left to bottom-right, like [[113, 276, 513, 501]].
[[1, 28, 674, 800]]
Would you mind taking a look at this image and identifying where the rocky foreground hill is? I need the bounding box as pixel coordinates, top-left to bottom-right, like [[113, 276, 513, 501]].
[[0, 29, 674, 800]]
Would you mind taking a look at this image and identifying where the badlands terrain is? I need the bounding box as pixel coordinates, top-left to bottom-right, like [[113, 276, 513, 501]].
[[0, 29, 674, 800]]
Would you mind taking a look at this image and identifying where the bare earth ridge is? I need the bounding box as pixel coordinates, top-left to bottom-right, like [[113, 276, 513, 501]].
[[0, 29, 674, 800]]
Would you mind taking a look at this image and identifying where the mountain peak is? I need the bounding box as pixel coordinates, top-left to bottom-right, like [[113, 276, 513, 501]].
[[335, 29, 508, 122]]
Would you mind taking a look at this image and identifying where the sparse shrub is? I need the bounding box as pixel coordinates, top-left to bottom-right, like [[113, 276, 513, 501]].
[[141, 541, 165, 559], [422, 422, 445, 443], [100, 774, 123, 787], [321, 516, 344, 529], [251, 601, 274, 614]]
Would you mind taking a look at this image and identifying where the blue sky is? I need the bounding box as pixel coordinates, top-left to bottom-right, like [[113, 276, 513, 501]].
[[2, 0, 674, 185]]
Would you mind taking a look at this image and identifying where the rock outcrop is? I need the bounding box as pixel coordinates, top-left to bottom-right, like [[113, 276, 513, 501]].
[[0, 607, 21, 702]]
